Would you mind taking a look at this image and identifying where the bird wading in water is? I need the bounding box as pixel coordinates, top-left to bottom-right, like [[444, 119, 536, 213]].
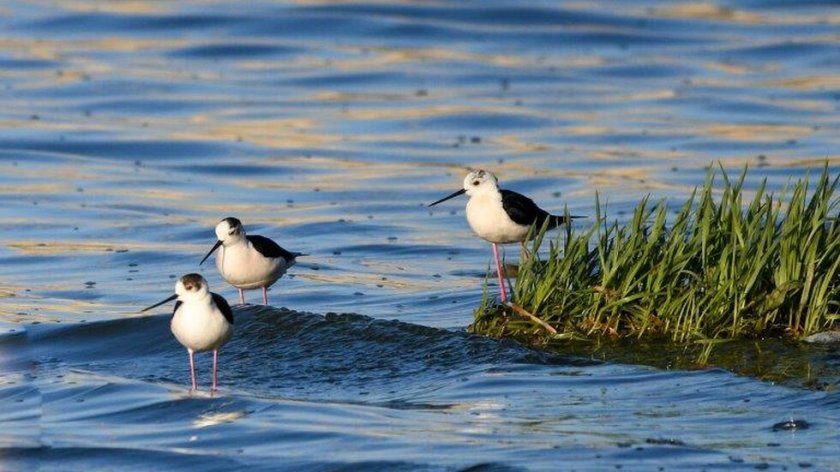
[[200, 217, 303, 305], [142, 273, 233, 392], [429, 169, 580, 302]]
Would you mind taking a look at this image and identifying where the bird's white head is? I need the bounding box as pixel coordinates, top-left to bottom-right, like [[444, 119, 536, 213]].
[[175, 273, 210, 301], [215, 217, 246, 245], [429, 169, 500, 207], [200, 217, 246, 265], [140, 273, 209, 312], [462, 169, 499, 197]]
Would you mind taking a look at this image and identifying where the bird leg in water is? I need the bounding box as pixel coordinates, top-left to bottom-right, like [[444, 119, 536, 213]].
[[492, 243, 508, 303], [520, 242, 532, 262], [211, 350, 219, 392], [238, 288, 245, 305], [188, 351, 197, 392], [262, 287, 269, 305]]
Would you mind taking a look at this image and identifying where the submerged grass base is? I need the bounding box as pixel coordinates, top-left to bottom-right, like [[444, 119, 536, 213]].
[[474, 311, 839, 390], [471, 165, 840, 378], [476, 318, 840, 391]]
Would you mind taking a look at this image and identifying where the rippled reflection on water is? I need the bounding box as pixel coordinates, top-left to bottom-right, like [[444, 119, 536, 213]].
[[1, 1, 839, 470]]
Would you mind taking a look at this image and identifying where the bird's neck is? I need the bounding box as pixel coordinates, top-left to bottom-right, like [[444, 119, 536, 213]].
[[471, 190, 502, 206], [182, 292, 212, 305], [224, 236, 247, 248]]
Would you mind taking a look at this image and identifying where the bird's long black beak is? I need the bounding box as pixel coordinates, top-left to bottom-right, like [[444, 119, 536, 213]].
[[199, 240, 223, 265], [428, 188, 466, 207], [141, 294, 178, 313]]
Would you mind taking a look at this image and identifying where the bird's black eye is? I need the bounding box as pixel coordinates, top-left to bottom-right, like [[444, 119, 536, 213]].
[[228, 229, 236, 235], [472, 180, 480, 186]]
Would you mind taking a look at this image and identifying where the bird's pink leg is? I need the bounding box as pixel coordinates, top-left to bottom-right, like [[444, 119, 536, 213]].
[[188, 350, 197, 392], [238, 288, 245, 305], [262, 286, 269, 305], [211, 350, 219, 393], [492, 243, 508, 303], [521, 242, 531, 262]]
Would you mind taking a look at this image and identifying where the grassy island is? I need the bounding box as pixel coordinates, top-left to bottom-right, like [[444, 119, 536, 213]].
[[472, 166, 840, 369]]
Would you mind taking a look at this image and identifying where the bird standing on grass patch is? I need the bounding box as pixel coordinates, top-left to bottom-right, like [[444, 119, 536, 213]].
[[200, 217, 303, 305], [429, 169, 580, 303], [141, 273, 233, 393]]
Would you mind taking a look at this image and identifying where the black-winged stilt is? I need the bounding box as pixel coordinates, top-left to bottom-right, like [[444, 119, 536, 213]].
[[200, 217, 302, 305], [142, 273, 233, 392], [429, 169, 579, 302]]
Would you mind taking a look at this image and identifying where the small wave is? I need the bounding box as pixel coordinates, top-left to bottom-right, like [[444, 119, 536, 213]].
[[18, 306, 591, 401]]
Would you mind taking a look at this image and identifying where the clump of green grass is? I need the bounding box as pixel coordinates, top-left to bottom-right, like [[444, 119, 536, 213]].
[[472, 165, 840, 360]]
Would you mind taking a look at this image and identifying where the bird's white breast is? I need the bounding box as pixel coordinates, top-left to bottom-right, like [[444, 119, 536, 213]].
[[170, 296, 233, 353], [466, 192, 530, 244], [216, 241, 289, 289]]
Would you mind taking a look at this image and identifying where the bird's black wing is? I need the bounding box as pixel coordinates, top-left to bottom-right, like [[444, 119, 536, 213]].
[[500, 189, 573, 230], [211, 292, 234, 325], [500, 189, 551, 225], [247, 235, 298, 261], [173, 300, 183, 316]]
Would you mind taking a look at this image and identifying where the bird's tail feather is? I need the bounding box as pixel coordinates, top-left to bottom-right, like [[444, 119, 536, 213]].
[[548, 214, 585, 229]]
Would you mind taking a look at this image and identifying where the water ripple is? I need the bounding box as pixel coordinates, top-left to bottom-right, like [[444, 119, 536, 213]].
[[1, 0, 839, 469]]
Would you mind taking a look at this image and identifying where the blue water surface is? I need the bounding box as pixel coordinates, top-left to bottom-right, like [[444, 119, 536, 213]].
[[1, 1, 838, 470]]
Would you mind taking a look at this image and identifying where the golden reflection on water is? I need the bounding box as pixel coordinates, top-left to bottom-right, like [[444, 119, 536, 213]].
[[715, 156, 840, 170], [315, 91, 416, 102], [32, 0, 170, 14], [192, 411, 246, 428], [0, 37, 187, 62], [705, 61, 775, 76], [0, 291, 104, 323], [6, 240, 197, 256], [763, 75, 840, 91], [586, 167, 680, 192], [193, 204, 328, 228], [614, 89, 679, 102], [304, 272, 426, 291], [341, 104, 549, 122], [650, 3, 765, 23], [0, 118, 124, 133], [703, 124, 815, 142], [0, 287, 15, 300], [0, 183, 69, 195], [357, 47, 526, 68], [646, 2, 839, 25], [170, 118, 334, 149]]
